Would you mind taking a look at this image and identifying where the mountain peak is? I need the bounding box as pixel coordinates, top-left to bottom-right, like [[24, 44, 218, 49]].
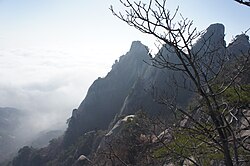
[[233, 34, 249, 45], [228, 34, 250, 55], [129, 41, 148, 54], [130, 40, 142, 48], [202, 23, 225, 43], [206, 23, 225, 35]]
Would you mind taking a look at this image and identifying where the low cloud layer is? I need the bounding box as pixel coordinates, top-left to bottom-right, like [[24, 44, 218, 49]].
[[0, 48, 110, 136]]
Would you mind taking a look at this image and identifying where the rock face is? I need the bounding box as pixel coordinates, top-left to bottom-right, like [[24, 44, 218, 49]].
[[63, 39, 188, 147], [105, 115, 135, 137], [63, 23, 248, 147], [64, 39, 195, 147], [227, 34, 250, 56], [192, 23, 226, 55], [63, 41, 151, 146], [118, 46, 191, 117]]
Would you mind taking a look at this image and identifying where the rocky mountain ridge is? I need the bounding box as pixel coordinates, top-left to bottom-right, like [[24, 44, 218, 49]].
[[63, 23, 232, 148], [7, 23, 250, 166]]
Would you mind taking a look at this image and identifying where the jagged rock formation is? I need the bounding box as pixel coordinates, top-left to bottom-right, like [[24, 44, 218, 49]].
[[228, 34, 250, 56], [63, 41, 152, 146], [8, 23, 250, 166], [63, 23, 230, 148]]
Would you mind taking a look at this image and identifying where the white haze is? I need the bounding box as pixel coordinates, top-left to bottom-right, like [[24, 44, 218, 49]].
[[0, 47, 115, 138]]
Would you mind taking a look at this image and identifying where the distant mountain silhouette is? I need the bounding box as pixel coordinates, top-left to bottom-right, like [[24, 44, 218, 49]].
[[0, 107, 24, 162]]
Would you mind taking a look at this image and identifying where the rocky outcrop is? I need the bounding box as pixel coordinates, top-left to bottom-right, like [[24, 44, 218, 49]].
[[227, 34, 250, 56], [63, 41, 151, 146], [63, 23, 250, 148]]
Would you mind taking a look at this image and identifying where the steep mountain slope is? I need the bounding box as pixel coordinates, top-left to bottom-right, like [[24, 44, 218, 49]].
[[118, 23, 227, 117], [8, 23, 250, 166], [228, 34, 250, 55], [63, 41, 151, 146], [118, 47, 191, 117], [63, 23, 236, 147]]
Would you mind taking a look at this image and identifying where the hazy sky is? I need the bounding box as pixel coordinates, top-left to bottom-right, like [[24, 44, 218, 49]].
[[0, 0, 249, 131]]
